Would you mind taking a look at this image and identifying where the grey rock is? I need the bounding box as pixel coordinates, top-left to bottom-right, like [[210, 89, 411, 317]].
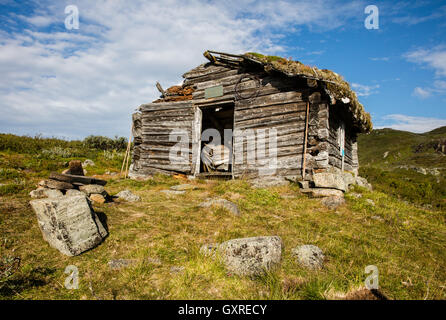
[[427, 168, 441, 176], [355, 176, 373, 191], [108, 259, 136, 270], [306, 188, 344, 198], [30, 187, 63, 199], [89, 194, 106, 204], [199, 199, 240, 216], [415, 167, 427, 175], [82, 159, 95, 167], [65, 189, 84, 197], [218, 236, 282, 276], [115, 189, 141, 202], [366, 199, 375, 206], [79, 184, 107, 197], [383, 151, 389, 159], [161, 190, 185, 196], [29, 195, 107, 256], [321, 196, 345, 210], [292, 245, 324, 270], [342, 172, 356, 189], [170, 184, 195, 191], [313, 173, 347, 191]]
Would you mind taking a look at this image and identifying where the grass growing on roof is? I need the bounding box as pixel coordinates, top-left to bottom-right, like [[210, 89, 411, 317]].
[[243, 52, 373, 133]]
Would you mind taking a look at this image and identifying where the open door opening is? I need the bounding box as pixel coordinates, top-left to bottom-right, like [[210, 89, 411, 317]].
[[198, 102, 234, 178]]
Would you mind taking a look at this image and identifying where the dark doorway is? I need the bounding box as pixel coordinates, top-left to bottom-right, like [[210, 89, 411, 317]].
[[199, 103, 234, 176]]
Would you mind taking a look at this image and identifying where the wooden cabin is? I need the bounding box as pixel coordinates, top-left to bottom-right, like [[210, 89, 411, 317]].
[[129, 51, 372, 183]]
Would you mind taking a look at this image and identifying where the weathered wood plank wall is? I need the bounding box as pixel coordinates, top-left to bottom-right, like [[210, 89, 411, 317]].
[[131, 61, 351, 180]]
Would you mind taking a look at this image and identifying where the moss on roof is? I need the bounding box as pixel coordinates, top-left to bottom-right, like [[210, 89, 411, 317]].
[[243, 52, 372, 133]]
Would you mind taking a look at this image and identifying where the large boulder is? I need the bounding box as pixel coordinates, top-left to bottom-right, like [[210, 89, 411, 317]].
[[218, 236, 282, 276], [29, 195, 107, 256], [292, 245, 324, 270], [313, 172, 347, 192]]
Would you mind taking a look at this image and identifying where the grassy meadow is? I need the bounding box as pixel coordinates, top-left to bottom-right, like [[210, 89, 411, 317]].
[[0, 132, 445, 300]]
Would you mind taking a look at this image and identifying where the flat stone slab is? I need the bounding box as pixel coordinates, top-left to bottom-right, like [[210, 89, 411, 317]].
[[302, 188, 344, 198], [199, 199, 240, 216], [39, 179, 74, 190], [29, 195, 107, 256], [161, 190, 185, 196], [49, 172, 107, 186], [313, 173, 347, 192], [219, 236, 283, 276], [170, 184, 195, 191], [30, 187, 63, 199], [79, 184, 107, 197]]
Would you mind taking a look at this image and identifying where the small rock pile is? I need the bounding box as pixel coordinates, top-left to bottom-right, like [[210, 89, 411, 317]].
[[30, 160, 109, 204], [299, 168, 373, 210]]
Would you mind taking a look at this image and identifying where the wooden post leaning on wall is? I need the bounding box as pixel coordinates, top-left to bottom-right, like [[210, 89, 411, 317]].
[[302, 101, 310, 180]]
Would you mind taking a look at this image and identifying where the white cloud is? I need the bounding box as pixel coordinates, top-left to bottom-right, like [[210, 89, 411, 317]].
[[376, 114, 446, 133], [351, 83, 380, 97], [369, 57, 389, 61], [411, 80, 446, 99], [405, 46, 446, 76], [19, 15, 56, 27], [413, 87, 432, 98], [0, 0, 365, 138], [405, 46, 446, 99]]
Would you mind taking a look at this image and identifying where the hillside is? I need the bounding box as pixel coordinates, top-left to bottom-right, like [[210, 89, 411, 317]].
[[0, 133, 445, 300], [358, 127, 446, 210]]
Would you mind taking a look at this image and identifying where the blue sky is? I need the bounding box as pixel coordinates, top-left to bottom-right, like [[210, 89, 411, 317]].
[[0, 0, 446, 139]]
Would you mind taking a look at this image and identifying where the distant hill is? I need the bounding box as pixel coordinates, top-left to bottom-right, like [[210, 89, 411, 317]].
[[358, 126, 446, 210]]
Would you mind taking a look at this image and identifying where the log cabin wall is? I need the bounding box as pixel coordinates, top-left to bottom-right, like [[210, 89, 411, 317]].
[[327, 104, 359, 174], [131, 62, 338, 180], [131, 101, 194, 176]]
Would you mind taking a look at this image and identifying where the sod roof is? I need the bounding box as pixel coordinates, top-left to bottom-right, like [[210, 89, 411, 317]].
[[201, 51, 372, 133]]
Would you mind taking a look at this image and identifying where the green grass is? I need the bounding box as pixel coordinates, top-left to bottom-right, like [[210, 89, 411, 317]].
[[0, 133, 445, 300], [358, 127, 446, 210]]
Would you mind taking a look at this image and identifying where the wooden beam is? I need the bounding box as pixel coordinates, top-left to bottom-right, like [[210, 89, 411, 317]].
[[302, 102, 310, 179]]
